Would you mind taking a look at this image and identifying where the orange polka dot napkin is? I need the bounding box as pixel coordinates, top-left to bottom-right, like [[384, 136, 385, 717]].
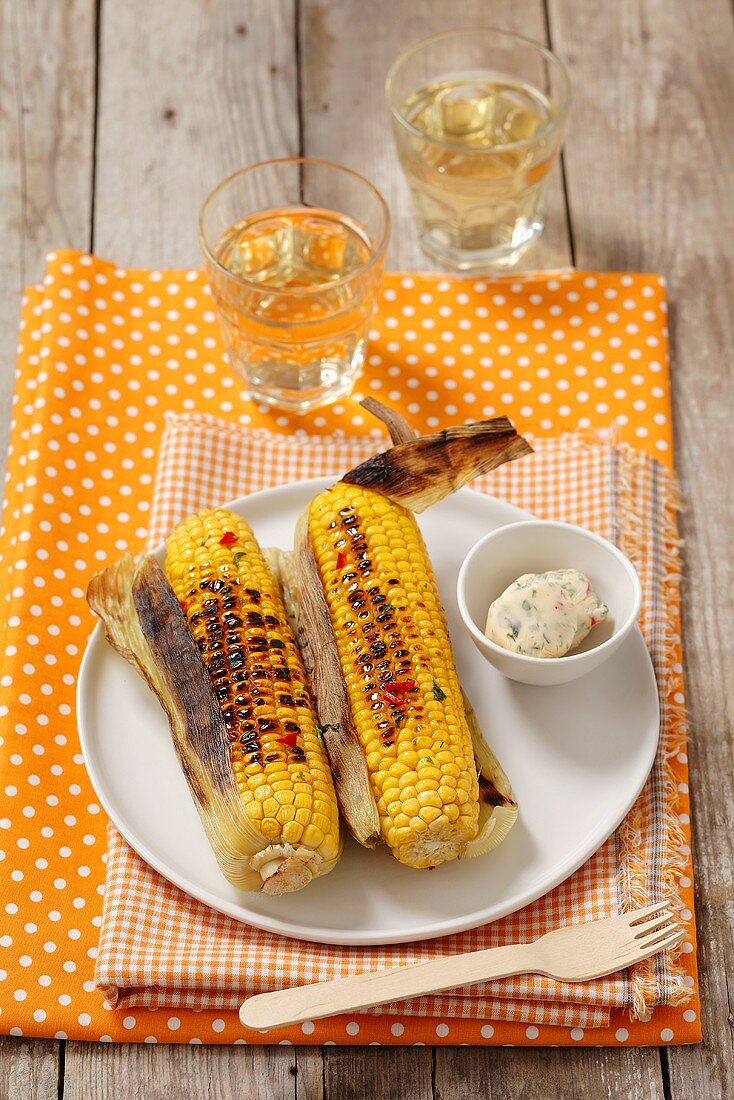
[[0, 251, 699, 1047]]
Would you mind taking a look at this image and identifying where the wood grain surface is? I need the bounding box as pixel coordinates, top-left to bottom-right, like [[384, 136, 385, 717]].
[[1, 0, 732, 1097], [549, 1, 734, 1096], [0, 0, 95, 479], [0, 0, 95, 1087]]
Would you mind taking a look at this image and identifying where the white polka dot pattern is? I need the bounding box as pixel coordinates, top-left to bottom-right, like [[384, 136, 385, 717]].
[[0, 252, 698, 1048]]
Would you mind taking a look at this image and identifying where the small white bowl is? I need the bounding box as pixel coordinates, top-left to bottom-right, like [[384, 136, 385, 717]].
[[456, 520, 642, 686]]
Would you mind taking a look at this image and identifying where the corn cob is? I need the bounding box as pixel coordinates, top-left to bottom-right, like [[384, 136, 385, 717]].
[[164, 508, 341, 888], [306, 483, 479, 867], [357, 397, 519, 859], [285, 401, 528, 869], [87, 554, 283, 892]]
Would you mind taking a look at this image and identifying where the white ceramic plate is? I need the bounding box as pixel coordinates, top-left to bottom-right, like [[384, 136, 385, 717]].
[[77, 478, 659, 946]]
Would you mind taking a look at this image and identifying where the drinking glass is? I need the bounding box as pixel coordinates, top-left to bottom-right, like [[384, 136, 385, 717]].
[[200, 158, 390, 412], [386, 28, 570, 271]]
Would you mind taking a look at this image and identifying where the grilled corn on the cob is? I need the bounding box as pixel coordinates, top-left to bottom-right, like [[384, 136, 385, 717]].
[[164, 508, 342, 888], [307, 483, 480, 868]]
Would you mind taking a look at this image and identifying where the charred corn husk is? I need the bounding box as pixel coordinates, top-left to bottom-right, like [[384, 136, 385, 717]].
[[164, 508, 342, 891], [284, 529, 381, 849], [87, 554, 279, 893], [343, 415, 533, 513], [306, 482, 480, 868]]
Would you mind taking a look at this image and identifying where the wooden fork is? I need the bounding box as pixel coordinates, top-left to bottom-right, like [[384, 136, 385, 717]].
[[239, 903, 683, 1032]]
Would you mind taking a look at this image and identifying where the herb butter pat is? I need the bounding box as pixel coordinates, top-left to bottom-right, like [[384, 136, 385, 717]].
[[485, 569, 608, 659]]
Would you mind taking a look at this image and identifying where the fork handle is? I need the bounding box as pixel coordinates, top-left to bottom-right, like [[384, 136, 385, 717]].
[[239, 944, 532, 1031]]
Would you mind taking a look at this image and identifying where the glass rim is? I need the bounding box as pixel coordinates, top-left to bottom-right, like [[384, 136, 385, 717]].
[[198, 156, 391, 297], [385, 26, 572, 154]]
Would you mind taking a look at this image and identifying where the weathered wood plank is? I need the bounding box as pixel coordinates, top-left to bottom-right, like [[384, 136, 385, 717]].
[[93, 0, 299, 266], [0, 0, 95, 474], [300, 0, 572, 271], [435, 1047, 666, 1100], [0, 0, 94, 1090], [62, 1042, 299, 1100], [548, 0, 734, 1097], [323, 1046, 433, 1100], [0, 1036, 59, 1100], [295, 1046, 325, 1100]]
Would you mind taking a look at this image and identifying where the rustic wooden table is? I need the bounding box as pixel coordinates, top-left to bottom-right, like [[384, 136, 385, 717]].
[[1, 1, 732, 1097]]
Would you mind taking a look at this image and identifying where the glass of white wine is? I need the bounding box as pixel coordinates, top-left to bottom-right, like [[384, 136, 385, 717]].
[[386, 28, 571, 271], [200, 158, 390, 413]]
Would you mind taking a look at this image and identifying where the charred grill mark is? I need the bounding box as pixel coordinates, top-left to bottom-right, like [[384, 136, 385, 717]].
[[341, 419, 533, 510], [478, 773, 510, 807], [177, 568, 324, 779], [132, 557, 236, 799]]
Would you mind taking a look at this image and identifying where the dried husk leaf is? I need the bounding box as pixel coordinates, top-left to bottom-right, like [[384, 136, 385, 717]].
[[87, 555, 263, 890], [359, 396, 416, 446], [461, 689, 518, 859], [291, 512, 381, 848], [342, 415, 533, 513], [87, 554, 337, 893]]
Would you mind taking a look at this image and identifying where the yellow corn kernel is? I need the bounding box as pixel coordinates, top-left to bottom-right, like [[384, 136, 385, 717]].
[[282, 821, 304, 845]]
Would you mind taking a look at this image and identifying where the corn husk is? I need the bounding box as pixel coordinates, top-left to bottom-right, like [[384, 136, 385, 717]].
[[342, 405, 533, 513], [292, 516, 381, 848], [87, 554, 340, 893], [460, 690, 518, 858]]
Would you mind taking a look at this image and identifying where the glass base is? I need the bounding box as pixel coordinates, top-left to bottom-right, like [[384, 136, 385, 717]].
[[418, 219, 544, 273], [242, 340, 365, 414]]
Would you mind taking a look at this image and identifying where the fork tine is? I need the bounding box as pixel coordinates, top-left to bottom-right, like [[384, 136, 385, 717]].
[[638, 932, 691, 959], [636, 926, 684, 954], [626, 902, 669, 925], [632, 911, 675, 938]]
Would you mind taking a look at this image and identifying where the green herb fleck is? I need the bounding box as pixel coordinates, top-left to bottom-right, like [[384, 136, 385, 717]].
[[521, 599, 531, 612], [432, 680, 447, 702], [394, 713, 404, 727], [295, 771, 306, 781], [233, 551, 248, 568], [420, 756, 434, 765]]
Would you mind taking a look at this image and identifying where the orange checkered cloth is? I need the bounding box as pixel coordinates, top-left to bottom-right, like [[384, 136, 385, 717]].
[[94, 413, 695, 1040]]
